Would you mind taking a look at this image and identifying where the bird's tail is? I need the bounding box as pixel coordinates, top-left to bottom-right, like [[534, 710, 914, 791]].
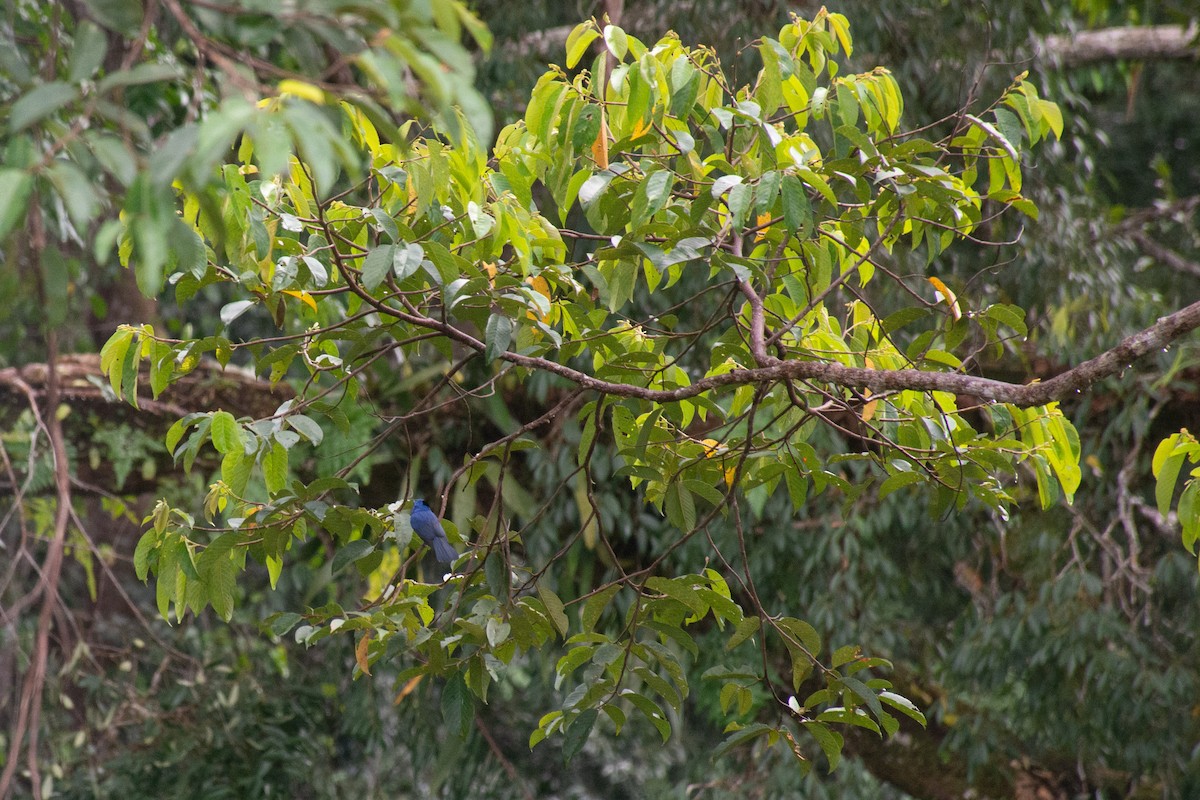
[[432, 538, 459, 564]]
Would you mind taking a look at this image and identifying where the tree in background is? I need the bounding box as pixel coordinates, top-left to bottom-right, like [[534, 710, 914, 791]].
[[2, 2, 1199, 799]]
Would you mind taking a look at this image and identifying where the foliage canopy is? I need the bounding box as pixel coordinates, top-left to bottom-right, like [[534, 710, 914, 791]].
[[4, 1, 1200, 794], [99, 11, 1098, 765]]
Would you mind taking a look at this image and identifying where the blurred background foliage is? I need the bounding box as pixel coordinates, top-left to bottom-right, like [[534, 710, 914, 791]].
[[2, 0, 1199, 798]]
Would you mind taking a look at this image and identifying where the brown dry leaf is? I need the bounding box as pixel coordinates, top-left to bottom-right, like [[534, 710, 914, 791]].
[[355, 631, 373, 676], [393, 674, 423, 705], [928, 276, 962, 320], [592, 106, 609, 169]]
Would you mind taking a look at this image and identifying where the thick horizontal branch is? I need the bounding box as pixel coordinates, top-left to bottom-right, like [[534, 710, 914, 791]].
[[494, 299, 1200, 407], [1038, 24, 1198, 67], [346, 266, 1200, 411]]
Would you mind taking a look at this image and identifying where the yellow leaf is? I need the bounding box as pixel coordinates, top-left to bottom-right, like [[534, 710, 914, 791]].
[[592, 107, 609, 169], [724, 466, 737, 487], [754, 213, 772, 242], [355, 631, 372, 676], [393, 674, 423, 704], [630, 115, 652, 140], [282, 290, 317, 312], [860, 387, 878, 422], [702, 438, 722, 457], [278, 79, 326, 104], [928, 276, 962, 320], [526, 275, 552, 321]]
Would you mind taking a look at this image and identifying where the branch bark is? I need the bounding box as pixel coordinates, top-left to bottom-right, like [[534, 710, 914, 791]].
[[337, 239, 1200, 409], [496, 299, 1200, 407], [501, 298, 1200, 407], [1038, 23, 1198, 67]]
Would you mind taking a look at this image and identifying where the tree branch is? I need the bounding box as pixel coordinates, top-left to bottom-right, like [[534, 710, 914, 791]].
[[496, 298, 1200, 407], [338, 249, 1200, 409], [1038, 23, 1198, 67]]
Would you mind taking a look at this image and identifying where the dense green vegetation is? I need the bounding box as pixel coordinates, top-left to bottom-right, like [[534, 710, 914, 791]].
[[2, 2, 1199, 798]]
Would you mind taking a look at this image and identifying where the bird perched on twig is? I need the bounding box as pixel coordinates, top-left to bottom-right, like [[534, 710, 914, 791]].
[[410, 499, 459, 564]]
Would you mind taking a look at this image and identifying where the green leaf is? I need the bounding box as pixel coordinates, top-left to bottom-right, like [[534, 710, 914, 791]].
[[10, 82, 78, 131], [207, 553, 238, 621], [817, 707, 881, 734], [220, 300, 255, 326], [441, 672, 474, 738], [603, 24, 628, 61], [802, 720, 844, 770], [1156, 452, 1185, 517], [68, 21, 108, 82], [97, 63, 179, 93], [879, 691, 927, 725], [1037, 98, 1064, 140], [878, 470, 920, 499], [198, 533, 238, 621], [563, 709, 598, 763], [603, 260, 637, 312], [565, 24, 600, 69], [993, 108, 1024, 153], [361, 245, 396, 291], [46, 161, 100, 229], [332, 539, 375, 574], [287, 415, 324, 445], [781, 174, 812, 235], [556, 645, 596, 679], [581, 584, 621, 633], [712, 723, 774, 759], [262, 441, 289, 494], [80, 0, 144, 32], [840, 675, 885, 724], [725, 182, 752, 229], [602, 704, 626, 736], [155, 539, 178, 621], [393, 242, 425, 280], [0, 169, 33, 240], [268, 612, 303, 637], [777, 616, 821, 656], [221, 449, 253, 497], [1179, 481, 1200, 555], [538, 584, 570, 637], [646, 576, 706, 618], [623, 691, 670, 741], [164, 415, 196, 455], [664, 482, 697, 531], [571, 105, 602, 151], [696, 588, 742, 624], [634, 666, 681, 710], [486, 618, 511, 647], [832, 645, 859, 668], [630, 170, 673, 227], [148, 342, 173, 397], [133, 530, 157, 582], [210, 411, 241, 454], [711, 174, 743, 199], [485, 313, 514, 362], [726, 615, 760, 651]]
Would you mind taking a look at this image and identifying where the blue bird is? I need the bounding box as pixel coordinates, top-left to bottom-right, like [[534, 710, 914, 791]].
[[410, 499, 459, 564]]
